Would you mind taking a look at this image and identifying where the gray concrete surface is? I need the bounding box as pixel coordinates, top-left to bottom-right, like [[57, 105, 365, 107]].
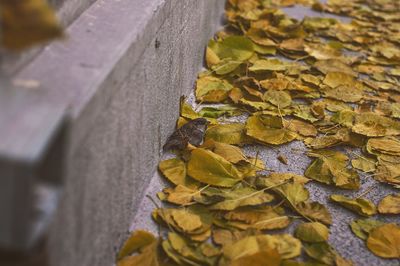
[[133, 96, 399, 266], [131, 4, 400, 266]]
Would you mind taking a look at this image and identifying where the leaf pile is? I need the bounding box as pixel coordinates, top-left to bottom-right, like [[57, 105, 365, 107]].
[[117, 0, 400, 265]]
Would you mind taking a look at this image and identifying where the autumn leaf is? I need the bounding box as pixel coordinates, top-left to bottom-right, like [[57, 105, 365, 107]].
[[350, 219, 385, 240], [377, 194, 400, 214], [330, 194, 377, 216], [367, 224, 400, 259], [245, 114, 297, 145], [0, 0, 63, 50], [205, 123, 249, 145], [196, 75, 233, 103], [295, 222, 329, 243], [117, 230, 157, 260], [187, 148, 244, 187]]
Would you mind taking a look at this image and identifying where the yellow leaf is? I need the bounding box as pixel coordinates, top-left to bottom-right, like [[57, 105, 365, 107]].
[[205, 123, 249, 145], [295, 222, 329, 243], [330, 194, 377, 216], [117, 230, 157, 260], [230, 250, 281, 266], [245, 114, 297, 145], [377, 194, 400, 214], [159, 158, 197, 188], [118, 240, 159, 266], [367, 224, 400, 258], [0, 0, 63, 50], [187, 148, 244, 187], [222, 234, 301, 261], [195, 75, 233, 103]]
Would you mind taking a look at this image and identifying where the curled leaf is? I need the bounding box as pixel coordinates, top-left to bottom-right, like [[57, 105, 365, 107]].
[[330, 194, 377, 216]]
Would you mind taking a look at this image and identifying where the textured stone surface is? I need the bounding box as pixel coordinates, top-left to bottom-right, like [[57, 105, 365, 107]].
[[131, 4, 400, 266], [27, 0, 224, 265], [133, 97, 399, 266]]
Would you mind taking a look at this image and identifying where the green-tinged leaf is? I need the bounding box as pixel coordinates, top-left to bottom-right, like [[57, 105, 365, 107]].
[[199, 105, 242, 118], [249, 58, 292, 72], [195, 75, 233, 103], [350, 219, 385, 240], [305, 150, 360, 190], [205, 123, 249, 145], [263, 90, 292, 108], [303, 242, 336, 265], [206, 186, 274, 211], [295, 222, 329, 243], [187, 148, 244, 187], [330, 194, 377, 216]]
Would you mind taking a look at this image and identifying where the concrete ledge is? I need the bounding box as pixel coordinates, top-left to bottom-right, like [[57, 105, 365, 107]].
[[0, 0, 224, 264]]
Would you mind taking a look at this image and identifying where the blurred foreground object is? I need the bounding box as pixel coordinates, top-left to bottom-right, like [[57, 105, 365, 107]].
[[0, 0, 63, 51]]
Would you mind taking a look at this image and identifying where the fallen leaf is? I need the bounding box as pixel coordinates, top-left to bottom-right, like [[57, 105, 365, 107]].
[[187, 148, 244, 187], [0, 0, 63, 50], [295, 222, 329, 243], [350, 219, 385, 240], [330, 194, 377, 216], [245, 114, 297, 145], [377, 194, 400, 214], [367, 223, 400, 258]]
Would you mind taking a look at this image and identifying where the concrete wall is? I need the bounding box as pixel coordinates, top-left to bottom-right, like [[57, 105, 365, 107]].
[[1, 0, 224, 265]]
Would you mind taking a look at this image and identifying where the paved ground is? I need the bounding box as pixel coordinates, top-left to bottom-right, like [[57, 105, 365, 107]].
[[130, 4, 399, 266]]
